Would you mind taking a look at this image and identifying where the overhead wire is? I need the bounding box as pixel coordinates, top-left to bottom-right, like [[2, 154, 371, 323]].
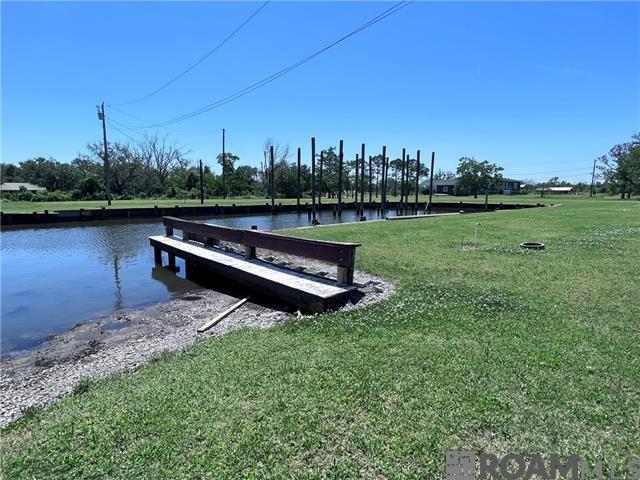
[[116, 0, 413, 129], [116, 1, 271, 106]]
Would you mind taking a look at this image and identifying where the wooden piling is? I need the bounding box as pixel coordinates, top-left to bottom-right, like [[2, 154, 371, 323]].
[[401, 148, 406, 210], [318, 150, 323, 207], [296, 147, 301, 209], [415, 150, 420, 211], [381, 146, 387, 214], [338, 140, 343, 216], [354, 154, 359, 207], [311, 137, 317, 221], [368, 155, 373, 204], [270, 145, 275, 210], [360, 143, 365, 212], [427, 151, 435, 213]]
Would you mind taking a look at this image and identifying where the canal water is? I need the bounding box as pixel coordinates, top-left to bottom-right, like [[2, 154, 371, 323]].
[[1, 208, 403, 356]]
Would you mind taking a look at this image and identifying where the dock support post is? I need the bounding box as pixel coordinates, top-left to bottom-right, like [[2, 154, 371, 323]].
[[244, 245, 256, 260], [154, 246, 162, 265], [168, 253, 177, 271], [336, 265, 354, 287]]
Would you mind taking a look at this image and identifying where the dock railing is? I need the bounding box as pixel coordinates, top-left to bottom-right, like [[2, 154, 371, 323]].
[[161, 216, 361, 286]]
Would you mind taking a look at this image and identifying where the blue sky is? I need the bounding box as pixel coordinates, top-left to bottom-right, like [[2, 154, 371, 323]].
[[2, 1, 639, 182]]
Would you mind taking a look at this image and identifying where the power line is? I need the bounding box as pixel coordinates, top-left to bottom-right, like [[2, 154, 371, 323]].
[[118, 0, 412, 129], [108, 121, 143, 143], [116, 1, 270, 106], [107, 105, 211, 135]]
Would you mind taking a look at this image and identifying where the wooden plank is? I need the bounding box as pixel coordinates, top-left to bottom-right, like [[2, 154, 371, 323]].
[[163, 217, 360, 266], [197, 297, 249, 333]]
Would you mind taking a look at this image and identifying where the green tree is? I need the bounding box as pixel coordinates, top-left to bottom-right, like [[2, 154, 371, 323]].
[[455, 157, 504, 198], [599, 133, 640, 198]]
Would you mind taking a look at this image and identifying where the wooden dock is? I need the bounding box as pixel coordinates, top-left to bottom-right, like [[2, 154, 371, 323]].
[[150, 217, 361, 312]]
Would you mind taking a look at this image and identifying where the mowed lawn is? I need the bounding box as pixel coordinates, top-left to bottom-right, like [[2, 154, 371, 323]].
[[1, 198, 638, 478]]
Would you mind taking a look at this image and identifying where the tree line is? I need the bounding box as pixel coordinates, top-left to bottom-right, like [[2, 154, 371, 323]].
[[1, 135, 435, 202], [2, 132, 636, 202]]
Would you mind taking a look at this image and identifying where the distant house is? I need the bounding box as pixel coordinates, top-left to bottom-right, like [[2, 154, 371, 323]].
[[536, 186, 574, 195], [0, 182, 46, 193], [422, 177, 522, 196]]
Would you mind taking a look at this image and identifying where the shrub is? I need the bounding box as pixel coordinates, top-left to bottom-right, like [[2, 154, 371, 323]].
[[17, 190, 34, 201]]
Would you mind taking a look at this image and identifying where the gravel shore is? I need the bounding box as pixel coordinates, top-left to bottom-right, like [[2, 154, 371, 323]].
[[0, 252, 393, 427]]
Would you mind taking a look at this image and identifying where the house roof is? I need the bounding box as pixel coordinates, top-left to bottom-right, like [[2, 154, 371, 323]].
[[0, 182, 47, 192]]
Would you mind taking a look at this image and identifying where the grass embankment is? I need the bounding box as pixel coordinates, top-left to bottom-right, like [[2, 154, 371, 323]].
[[0, 193, 567, 213], [1, 198, 639, 478]]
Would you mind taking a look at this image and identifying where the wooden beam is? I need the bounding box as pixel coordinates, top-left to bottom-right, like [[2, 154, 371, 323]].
[[163, 217, 360, 266], [197, 297, 250, 333]]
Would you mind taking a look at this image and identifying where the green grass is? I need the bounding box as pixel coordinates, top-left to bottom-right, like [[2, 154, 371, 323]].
[[0, 193, 592, 213], [1, 198, 639, 478]]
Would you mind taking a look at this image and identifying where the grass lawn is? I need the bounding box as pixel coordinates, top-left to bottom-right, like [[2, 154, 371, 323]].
[[1, 197, 639, 478], [0, 193, 566, 213]]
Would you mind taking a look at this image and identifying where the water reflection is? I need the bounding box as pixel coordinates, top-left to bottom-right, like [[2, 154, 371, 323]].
[[0, 208, 404, 355]]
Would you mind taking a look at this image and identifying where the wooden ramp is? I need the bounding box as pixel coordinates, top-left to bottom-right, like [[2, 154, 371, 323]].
[[149, 235, 356, 312]]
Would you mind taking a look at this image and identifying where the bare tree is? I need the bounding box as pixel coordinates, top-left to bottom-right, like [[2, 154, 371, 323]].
[[134, 134, 190, 194], [261, 137, 290, 190]]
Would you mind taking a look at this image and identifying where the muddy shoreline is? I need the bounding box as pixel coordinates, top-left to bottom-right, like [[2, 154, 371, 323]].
[[0, 254, 393, 427]]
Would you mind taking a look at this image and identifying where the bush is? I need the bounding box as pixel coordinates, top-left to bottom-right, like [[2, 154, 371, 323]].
[[165, 186, 177, 198], [17, 190, 34, 201], [79, 175, 103, 199], [46, 190, 71, 202], [71, 189, 82, 200]]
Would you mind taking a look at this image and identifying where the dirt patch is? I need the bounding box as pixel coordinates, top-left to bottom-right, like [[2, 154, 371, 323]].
[[0, 252, 393, 427]]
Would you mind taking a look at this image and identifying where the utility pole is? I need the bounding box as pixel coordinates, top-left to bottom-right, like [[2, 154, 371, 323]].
[[221, 128, 226, 199], [590, 158, 597, 197], [199, 159, 204, 205], [97, 103, 111, 206], [427, 152, 435, 213]]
